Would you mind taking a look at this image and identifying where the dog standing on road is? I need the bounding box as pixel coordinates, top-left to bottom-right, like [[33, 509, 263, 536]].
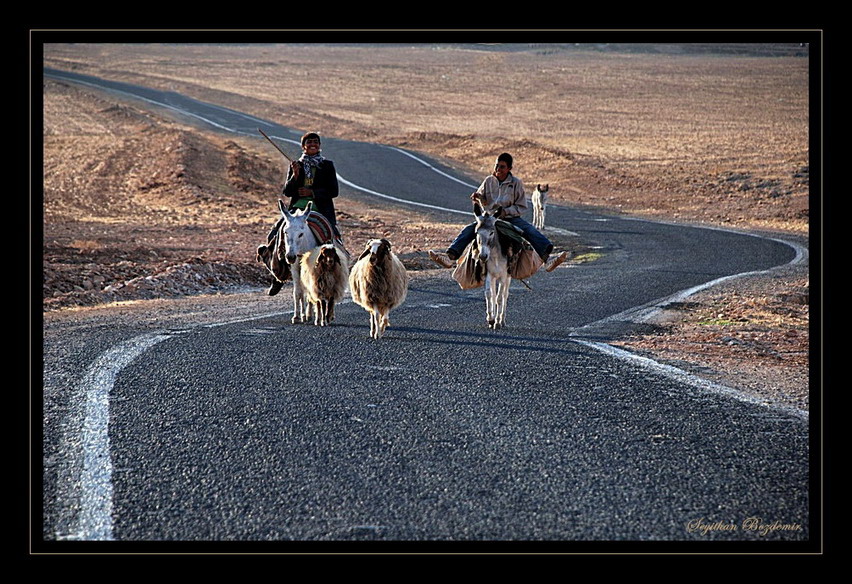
[[531, 184, 549, 230]]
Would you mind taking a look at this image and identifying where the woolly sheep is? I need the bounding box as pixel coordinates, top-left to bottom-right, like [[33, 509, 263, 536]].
[[348, 238, 409, 339], [299, 243, 350, 326]]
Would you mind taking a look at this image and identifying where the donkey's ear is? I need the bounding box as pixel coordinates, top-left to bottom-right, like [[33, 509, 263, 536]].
[[278, 199, 289, 217], [473, 200, 484, 217], [304, 201, 313, 214]]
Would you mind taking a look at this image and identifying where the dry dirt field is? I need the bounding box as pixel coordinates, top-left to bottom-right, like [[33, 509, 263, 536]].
[[40, 42, 812, 410]]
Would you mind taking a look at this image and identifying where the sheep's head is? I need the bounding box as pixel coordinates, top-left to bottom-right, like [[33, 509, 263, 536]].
[[359, 238, 392, 265], [316, 244, 340, 268]]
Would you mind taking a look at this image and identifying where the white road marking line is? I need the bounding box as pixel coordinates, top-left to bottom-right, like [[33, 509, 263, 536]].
[[573, 339, 809, 421], [46, 71, 474, 217], [387, 146, 479, 189], [573, 237, 807, 332], [336, 175, 468, 216], [73, 332, 173, 541], [569, 233, 808, 421], [68, 309, 292, 540]]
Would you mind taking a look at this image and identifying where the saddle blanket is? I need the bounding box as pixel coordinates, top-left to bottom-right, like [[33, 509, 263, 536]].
[[306, 211, 335, 245], [495, 219, 533, 250]]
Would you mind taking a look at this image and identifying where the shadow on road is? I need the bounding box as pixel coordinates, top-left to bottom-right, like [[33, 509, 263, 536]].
[[351, 324, 585, 356]]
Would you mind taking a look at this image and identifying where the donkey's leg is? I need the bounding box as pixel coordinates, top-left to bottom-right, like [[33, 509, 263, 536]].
[[291, 263, 305, 323], [485, 274, 498, 328], [496, 275, 510, 328], [291, 282, 303, 324], [492, 277, 502, 328], [491, 278, 503, 329], [491, 276, 501, 328], [483, 275, 492, 326]]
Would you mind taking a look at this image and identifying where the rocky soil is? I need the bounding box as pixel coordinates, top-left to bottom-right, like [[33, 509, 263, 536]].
[[40, 43, 812, 411]]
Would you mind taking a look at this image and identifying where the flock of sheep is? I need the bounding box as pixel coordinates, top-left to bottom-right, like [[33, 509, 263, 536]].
[[260, 201, 409, 339], [301, 237, 409, 339]]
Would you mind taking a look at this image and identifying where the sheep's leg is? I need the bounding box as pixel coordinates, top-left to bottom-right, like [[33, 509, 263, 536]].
[[320, 299, 331, 326], [369, 309, 378, 339], [327, 300, 335, 324]]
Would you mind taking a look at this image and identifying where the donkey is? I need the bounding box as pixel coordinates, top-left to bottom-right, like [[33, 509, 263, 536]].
[[531, 184, 549, 230], [274, 200, 322, 323], [473, 203, 512, 329]]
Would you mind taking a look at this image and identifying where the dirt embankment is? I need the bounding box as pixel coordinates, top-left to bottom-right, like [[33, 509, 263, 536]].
[[42, 79, 465, 311], [40, 44, 811, 411]]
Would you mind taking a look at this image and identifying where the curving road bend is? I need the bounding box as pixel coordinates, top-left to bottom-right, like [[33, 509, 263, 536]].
[[40, 69, 812, 548]]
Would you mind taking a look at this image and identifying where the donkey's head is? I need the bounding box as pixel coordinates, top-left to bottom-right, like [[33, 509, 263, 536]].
[[275, 200, 315, 265], [473, 202, 499, 263]]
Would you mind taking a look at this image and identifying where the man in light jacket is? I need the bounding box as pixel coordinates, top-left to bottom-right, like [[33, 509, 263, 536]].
[[430, 152, 568, 271]]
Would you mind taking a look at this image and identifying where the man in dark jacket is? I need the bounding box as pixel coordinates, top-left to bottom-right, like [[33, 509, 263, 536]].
[[282, 132, 340, 232], [259, 132, 341, 296]]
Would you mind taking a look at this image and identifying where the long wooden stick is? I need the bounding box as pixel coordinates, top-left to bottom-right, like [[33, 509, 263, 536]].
[[258, 128, 293, 163]]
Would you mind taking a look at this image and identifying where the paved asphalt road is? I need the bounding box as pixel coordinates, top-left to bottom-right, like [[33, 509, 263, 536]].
[[39, 69, 813, 551]]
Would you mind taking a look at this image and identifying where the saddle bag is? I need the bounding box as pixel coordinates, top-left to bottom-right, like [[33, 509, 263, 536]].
[[451, 244, 484, 289], [509, 245, 542, 280], [494, 220, 542, 280], [257, 234, 293, 282]]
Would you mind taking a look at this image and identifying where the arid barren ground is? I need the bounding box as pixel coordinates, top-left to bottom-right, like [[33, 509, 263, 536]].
[[40, 42, 812, 410]]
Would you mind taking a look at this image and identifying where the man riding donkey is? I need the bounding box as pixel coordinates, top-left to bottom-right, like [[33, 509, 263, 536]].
[[257, 131, 344, 296], [429, 152, 569, 272]]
